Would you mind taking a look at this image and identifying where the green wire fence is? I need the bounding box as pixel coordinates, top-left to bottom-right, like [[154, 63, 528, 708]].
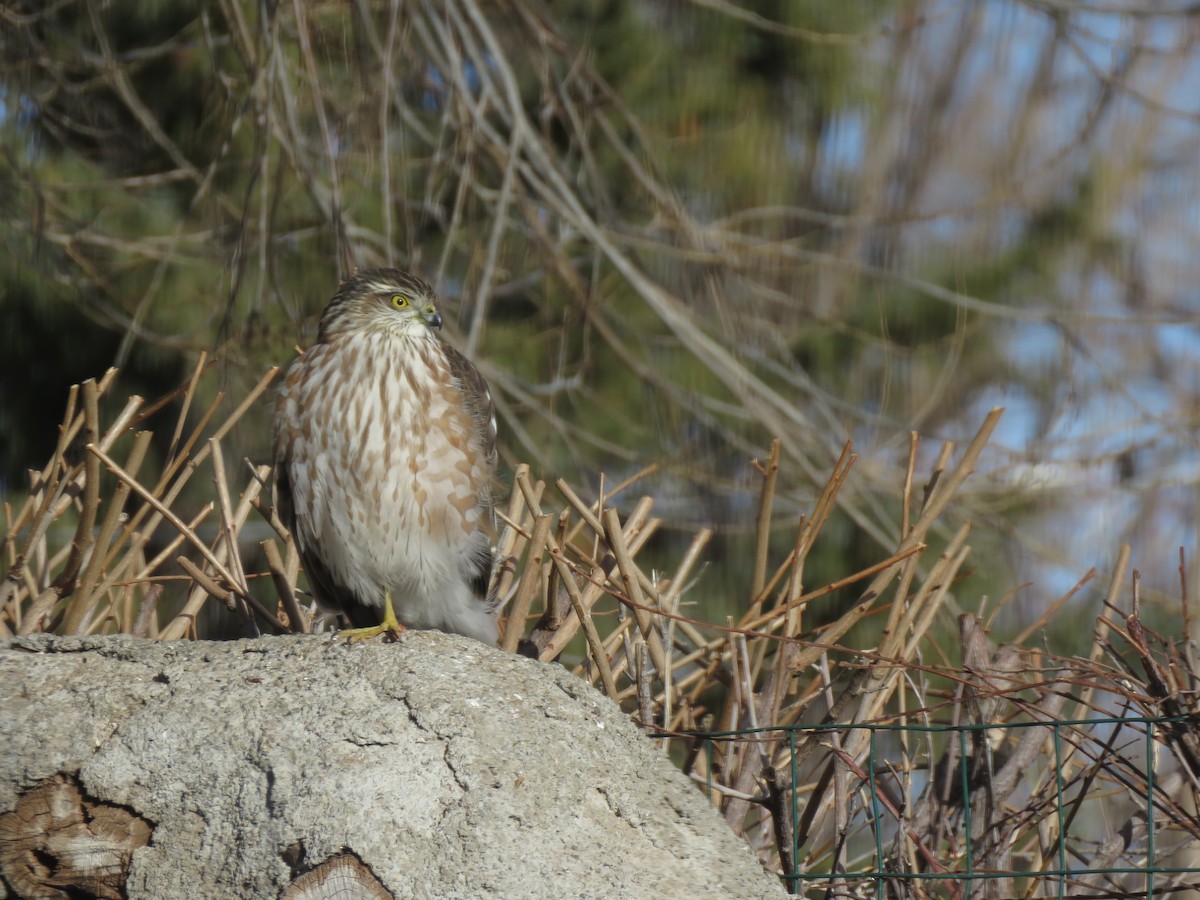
[[687, 714, 1200, 898]]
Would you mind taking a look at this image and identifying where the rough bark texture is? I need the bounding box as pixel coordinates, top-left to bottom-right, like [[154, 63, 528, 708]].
[[0, 633, 783, 899]]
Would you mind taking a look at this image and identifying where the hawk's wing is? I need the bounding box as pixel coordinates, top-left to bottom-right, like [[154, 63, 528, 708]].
[[442, 341, 500, 604], [442, 342, 497, 476]]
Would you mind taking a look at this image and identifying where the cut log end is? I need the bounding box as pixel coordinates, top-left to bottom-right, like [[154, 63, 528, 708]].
[[282, 851, 392, 900], [0, 773, 153, 900]]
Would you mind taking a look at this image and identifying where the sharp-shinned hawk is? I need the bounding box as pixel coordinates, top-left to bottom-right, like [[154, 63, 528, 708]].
[[273, 268, 500, 644]]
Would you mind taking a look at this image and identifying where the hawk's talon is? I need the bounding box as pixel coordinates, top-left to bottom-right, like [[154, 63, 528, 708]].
[[340, 589, 406, 644]]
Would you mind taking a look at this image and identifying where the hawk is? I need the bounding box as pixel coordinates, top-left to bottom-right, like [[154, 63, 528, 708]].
[[273, 268, 500, 644]]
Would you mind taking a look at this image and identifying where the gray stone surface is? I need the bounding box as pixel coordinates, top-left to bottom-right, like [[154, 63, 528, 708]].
[[0, 633, 784, 898]]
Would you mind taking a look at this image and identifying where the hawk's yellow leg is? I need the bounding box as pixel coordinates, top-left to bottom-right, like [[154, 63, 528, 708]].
[[341, 588, 406, 643]]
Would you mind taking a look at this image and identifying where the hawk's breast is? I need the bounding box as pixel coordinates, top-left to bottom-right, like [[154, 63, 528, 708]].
[[278, 330, 492, 599]]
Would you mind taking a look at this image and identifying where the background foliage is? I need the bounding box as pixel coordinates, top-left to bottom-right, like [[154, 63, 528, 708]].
[[3, 0, 1200, 643]]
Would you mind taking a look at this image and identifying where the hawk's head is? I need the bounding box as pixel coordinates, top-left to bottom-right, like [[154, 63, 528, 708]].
[[318, 268, 443, 340]]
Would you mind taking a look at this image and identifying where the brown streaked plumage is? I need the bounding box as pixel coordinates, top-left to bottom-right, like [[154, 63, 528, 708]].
[[273, 268, 500, 643]]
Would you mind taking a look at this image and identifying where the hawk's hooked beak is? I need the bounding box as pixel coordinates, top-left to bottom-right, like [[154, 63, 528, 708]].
[[422, 306, 443, 330]]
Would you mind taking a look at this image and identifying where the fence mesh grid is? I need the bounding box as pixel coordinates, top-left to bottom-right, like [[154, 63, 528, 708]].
[[693, 714, 1200, 897]]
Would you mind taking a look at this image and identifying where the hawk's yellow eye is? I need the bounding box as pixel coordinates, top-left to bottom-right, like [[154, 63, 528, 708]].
[[391, 294, 410, 309]]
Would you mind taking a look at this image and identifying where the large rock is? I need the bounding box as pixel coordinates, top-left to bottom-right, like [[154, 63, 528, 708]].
[[0, 634, 783, 899]]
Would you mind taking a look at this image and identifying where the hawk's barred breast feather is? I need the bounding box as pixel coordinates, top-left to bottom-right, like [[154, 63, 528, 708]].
[[273, 269, 500, 643]]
